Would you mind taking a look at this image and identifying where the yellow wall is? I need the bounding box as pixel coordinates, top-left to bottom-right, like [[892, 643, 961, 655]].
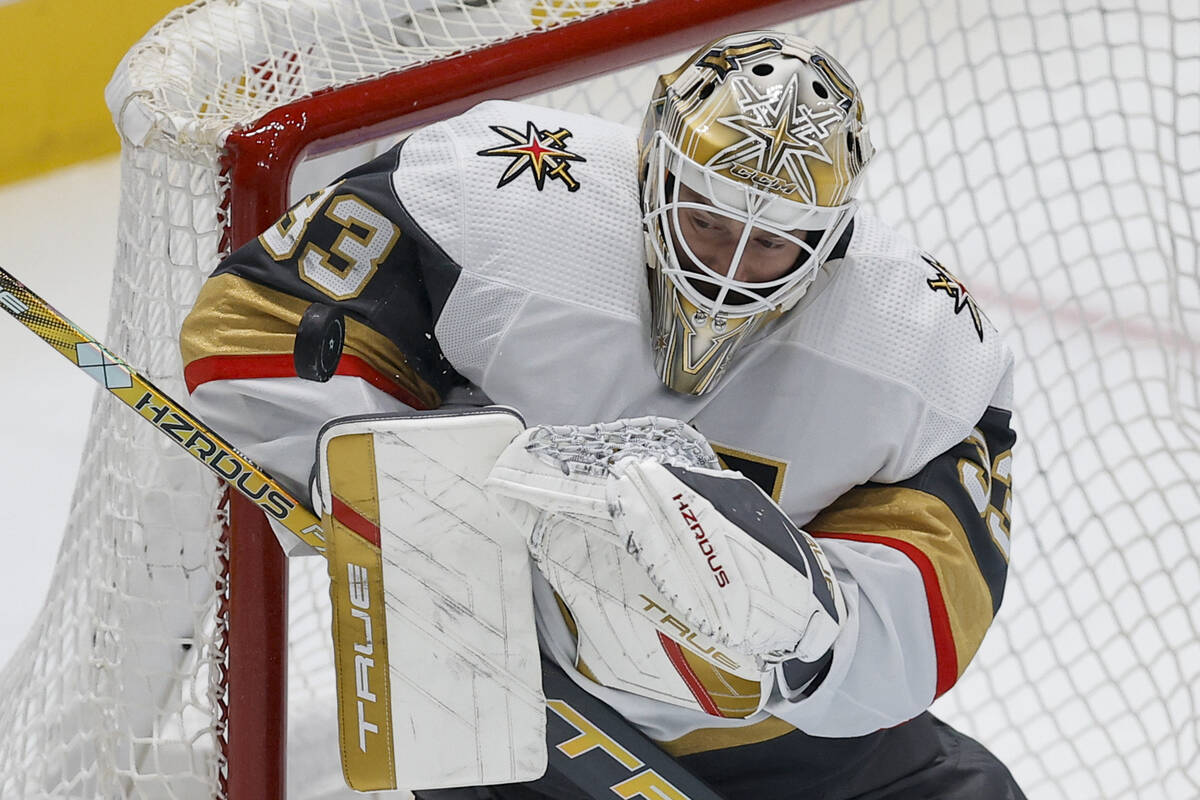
[[0, 0, 183, 185]]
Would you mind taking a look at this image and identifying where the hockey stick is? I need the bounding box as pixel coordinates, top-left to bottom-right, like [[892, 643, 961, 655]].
[[0, 265, 328, 552], [0, 265, 726, 800], [0, 267, 338, 797]]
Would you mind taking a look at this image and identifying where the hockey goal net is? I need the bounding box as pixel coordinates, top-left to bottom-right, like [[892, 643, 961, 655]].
[[0, 0, 1196, 797]]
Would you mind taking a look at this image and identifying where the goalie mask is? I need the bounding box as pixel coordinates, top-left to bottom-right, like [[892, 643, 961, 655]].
[[638, 32, 874, 395]]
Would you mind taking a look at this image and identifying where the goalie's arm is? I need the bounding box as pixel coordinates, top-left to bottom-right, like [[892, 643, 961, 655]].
[[768, 402, 1016, 737], [179, 140, 468, 501], [490, 410, 1016, 736]]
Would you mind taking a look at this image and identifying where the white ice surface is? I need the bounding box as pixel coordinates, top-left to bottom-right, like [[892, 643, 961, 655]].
[[0, 157, 120, 666]]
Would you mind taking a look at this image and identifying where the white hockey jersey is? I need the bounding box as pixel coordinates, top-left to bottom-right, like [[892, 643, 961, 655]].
[[182, 100, 1016, 758]]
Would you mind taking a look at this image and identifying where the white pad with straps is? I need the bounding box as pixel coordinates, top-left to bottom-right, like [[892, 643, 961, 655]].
[[317, 407, 546, 792]]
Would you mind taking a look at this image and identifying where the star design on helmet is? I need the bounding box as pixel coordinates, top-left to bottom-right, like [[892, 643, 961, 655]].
[[922, 252, 986, 342], [712, 74, 844, 203], [476, 122, 586, 192]]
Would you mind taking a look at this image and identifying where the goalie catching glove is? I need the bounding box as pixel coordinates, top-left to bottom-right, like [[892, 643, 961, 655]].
[[609, 459, 845, 664], [489, 417, 846, 666]]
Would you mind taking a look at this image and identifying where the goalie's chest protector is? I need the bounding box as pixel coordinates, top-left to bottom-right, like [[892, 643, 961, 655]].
[[395, 100, 1010, 524]]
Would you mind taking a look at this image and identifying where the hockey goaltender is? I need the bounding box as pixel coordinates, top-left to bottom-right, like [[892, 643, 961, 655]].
[[181, 30, 1026, 800]]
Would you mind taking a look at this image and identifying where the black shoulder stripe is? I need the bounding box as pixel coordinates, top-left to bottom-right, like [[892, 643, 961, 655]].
[[208, 137, 466, 399], [828, 216, 855, 261], [337, 140, 405, 181], [375, 137, 462, 332]]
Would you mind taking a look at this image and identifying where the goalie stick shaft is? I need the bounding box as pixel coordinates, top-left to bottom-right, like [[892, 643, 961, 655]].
[[0, 265, 328, 553]]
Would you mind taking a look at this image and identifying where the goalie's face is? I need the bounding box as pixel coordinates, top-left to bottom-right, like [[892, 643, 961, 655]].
[[638, 30, 873, 396], [641, 151, 853, 396], [671, 184, 809, 298]]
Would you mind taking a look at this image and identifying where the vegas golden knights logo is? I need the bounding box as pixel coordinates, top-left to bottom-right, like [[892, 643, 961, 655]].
[[477, 121, 586, 192], [922, 252, 987, 342]]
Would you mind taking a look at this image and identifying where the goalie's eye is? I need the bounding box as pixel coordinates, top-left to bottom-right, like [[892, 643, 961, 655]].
[[754, 234, 789, 250], [684, 209, 730, 236]]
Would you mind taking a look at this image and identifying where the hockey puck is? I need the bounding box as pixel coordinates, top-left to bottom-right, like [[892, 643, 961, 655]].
[[294, 303, 346, 382]]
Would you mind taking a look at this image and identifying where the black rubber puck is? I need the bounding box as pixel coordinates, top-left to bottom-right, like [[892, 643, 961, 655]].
[[294, 303, 346, 382]]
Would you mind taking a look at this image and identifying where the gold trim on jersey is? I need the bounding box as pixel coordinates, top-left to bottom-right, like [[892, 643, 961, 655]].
[[656, 715, 796, 757], [554, 592, 580, 640], [809, 485, 995, 678], [553, 592, 605, 684], [181, 273, 440, 408]]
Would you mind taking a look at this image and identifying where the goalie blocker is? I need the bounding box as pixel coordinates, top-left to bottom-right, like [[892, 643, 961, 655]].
[[317, 407, 546, 791], [317, 407, 726, 799]]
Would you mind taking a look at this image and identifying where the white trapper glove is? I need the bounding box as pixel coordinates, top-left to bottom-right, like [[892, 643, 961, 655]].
[[607, 459, 846, 664], [487, 416, 846, 666], [486, 416, 722, 550]]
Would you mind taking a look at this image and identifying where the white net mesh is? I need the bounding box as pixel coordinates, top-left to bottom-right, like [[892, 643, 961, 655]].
[[0, 147, 229, 797], [0, 0, 1196, 797], [523, 418, 721, 478]]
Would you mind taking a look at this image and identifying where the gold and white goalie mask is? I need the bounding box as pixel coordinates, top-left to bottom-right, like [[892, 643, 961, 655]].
[[639, 31, 875, 395]]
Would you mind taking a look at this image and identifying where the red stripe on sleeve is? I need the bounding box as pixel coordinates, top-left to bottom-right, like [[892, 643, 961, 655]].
[[331, 495, 381, 548], [183, 353, 428, 409], [657, 632, 725, 717], [810, 530, 959, 698]]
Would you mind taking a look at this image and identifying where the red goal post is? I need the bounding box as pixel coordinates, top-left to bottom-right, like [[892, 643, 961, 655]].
[[224, 0, 849, 242]]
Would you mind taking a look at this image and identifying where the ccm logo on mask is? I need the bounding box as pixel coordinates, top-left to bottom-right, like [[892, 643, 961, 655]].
[[673, 493, 730, 587]]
